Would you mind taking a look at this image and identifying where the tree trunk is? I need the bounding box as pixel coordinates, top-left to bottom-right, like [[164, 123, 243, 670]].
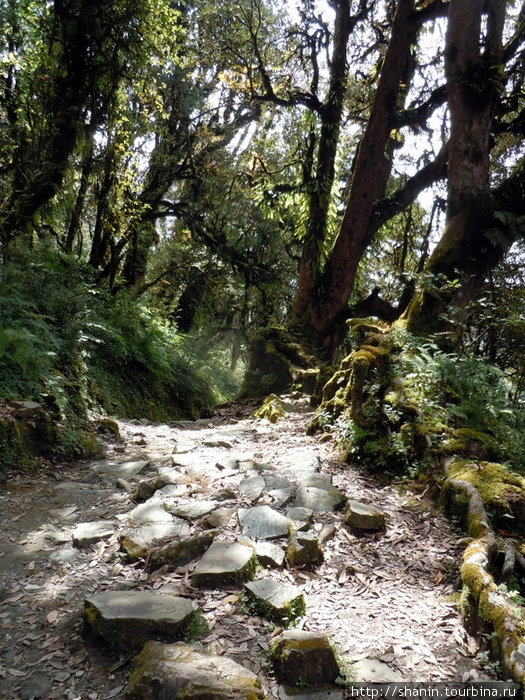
[[293, 0, 352, 319], [296, 0, 418, 349], [405, 0, 508, 334]]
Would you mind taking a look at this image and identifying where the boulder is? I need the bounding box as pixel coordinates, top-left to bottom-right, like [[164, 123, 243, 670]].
[[192, 541, 256, 588], [244, 578, 305, 626], [124, 641, 265, 699], [271, 630, 342, 688], [83, 592, 200, 651], [345, 501, 386, 531]]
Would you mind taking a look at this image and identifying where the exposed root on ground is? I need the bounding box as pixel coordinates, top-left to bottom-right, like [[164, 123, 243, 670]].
[[441, 478, 525, 685]]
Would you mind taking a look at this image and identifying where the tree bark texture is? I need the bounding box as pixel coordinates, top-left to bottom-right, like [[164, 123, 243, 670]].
[[405, 0, 509, 333], [298, 0, 418, 347]]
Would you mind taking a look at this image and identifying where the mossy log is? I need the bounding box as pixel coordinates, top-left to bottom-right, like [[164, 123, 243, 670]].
[[442, 478, 525, 686]]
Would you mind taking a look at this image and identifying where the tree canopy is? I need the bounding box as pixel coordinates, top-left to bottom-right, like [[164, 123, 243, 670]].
[[0, 0, 523, 403]]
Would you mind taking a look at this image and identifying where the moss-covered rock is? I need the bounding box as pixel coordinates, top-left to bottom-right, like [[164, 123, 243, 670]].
[[285, 531, 323, 568], [125, 641, 266, 699], [96, 418, 120, 437], [0, 403, 60, 477], [253, 394, 285, 423], [243, 578, 305, 627], [191, 541, 257, 588], [83, 592, 202, 651], [271, 630, 342, 688]]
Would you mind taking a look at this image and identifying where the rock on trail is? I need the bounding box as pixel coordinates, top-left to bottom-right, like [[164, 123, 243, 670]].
[[0, 394, 494, 699]]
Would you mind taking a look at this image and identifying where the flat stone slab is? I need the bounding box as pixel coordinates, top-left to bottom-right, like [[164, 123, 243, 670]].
[[345, 500, 386, 531], [171, 453, 198, 468], [72, 520, 115, 547], [124, 641, 265, 699], [42, 524, 71, 544], [239, 475, 265, 501], [294, 485, 345, 513], [201, 507, 236, 529], [263, 475, 295, 491], [300, 474, 333, 489], [119, 520, 190, 561], [156, 483, 192, 499], [251, 540, 286, 568], [271, 630, 342, 689], [128, 499, 173, 525], [281, 452, 321, 481], [157, 467, 188, 486], [215, 456, 240, 470], [238, 506, 290, 540], [168, 500, 219, 520], [90, 459, 150, 478], [203, 437, 233, 448], [183, 463, 222, 480], [147, 532, 216, 571], [351, 658, 403, 682], [49, 548, 79, 565], [244, 578, 305, 626], [286, 506, 314, 527], [192, 541, 256, 588], [84, 592, 199, 651], [172, 439, 197, 454]]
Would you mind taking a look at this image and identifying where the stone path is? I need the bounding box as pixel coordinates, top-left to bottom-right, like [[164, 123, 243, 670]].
[[0, 396, 494, 699]]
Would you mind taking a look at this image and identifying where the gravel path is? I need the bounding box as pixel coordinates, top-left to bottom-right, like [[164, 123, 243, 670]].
[[0, 397, 493, 699]]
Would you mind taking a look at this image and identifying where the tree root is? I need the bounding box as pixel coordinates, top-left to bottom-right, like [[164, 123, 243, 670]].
[[500, 539, 516, 584], [444, 478, 525, 686]]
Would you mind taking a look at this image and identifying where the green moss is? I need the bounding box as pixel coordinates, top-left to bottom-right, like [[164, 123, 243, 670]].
[[241, 590, 305, 628], [253, 394, 285, 423], [443, 428, 501, 460], [97, 418, 120, 436], [183, 610, 208, 641], [347, 318, 384, 334], [448, 460, 525, 534]]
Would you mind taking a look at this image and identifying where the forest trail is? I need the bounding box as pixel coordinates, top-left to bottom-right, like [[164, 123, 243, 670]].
[[0, 395, 494, 699]]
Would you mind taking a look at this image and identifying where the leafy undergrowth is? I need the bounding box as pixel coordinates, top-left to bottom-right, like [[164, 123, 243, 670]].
[[0, 245, 240, 466], [308, 324, 525, 684]]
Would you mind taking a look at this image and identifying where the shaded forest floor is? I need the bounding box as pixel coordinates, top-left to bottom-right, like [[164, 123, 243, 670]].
[[0, 396, 496, 699]]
